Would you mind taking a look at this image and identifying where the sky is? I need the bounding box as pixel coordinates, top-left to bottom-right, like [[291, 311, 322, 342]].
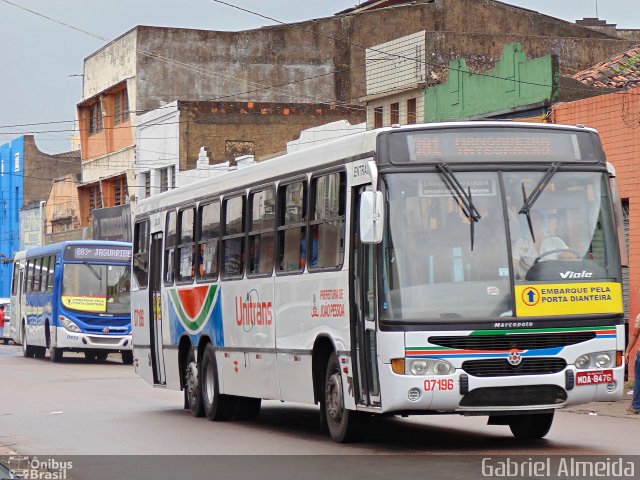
[[0, 0, 638, 153]]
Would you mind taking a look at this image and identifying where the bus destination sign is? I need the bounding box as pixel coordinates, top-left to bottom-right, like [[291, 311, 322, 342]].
[[64, 245, 132, 262], [382, 128, 598, 164]]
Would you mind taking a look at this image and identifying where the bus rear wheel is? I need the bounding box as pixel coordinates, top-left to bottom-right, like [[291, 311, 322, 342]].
[[508, 412, 554, 440], [201, 343, 236, 421], [323, 353, 362, 443], [184, 349, 204, 417]]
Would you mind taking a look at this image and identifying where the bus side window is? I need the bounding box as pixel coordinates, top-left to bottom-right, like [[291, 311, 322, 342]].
[[47, 255, 56, 291], [309, 172, 346, 270], [177, 207, 196, 282], [33, 258, 42, 293], [164, 210, 177, 285], [277, 180, 307, 273], [222, 195, 246, 279], [198, 201, 221, 280], [133, 220, 150, 288], [248, 187, 275, 276], [11, 261, 19, 295]]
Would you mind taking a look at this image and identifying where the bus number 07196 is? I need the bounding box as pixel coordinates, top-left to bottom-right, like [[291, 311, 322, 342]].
[[424, 379, 454, 391]]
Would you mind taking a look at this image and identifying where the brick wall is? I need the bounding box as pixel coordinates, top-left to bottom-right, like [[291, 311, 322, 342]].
[[552, 90, 640, 378]]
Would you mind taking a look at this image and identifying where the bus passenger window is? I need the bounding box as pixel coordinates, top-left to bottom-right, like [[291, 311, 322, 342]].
[[133, 220, 149, 288], [164, 210, 177, 285], [222, 195, 245, 279], [176, 208, 195, 282], [248, 188, 275, 276], [198, 201, 221, 280], [277, 180, 306, 273], [309, 172, 346, 270]]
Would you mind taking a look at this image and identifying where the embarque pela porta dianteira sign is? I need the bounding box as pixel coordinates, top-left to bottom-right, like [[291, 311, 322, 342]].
[[514, 281, 623, 316]]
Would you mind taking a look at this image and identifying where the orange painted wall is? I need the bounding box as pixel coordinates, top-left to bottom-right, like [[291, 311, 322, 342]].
[[553, 90, 640, 378]]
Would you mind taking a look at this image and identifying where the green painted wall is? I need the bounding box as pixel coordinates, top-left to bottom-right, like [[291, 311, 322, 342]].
[[425, 42, 559, 122]]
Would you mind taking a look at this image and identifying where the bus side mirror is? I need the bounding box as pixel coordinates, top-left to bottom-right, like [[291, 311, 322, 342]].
[[360, 191, 384, 244]]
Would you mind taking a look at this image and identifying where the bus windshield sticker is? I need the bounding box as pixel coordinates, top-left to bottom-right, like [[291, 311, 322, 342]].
[[61, 295, 107, 313]]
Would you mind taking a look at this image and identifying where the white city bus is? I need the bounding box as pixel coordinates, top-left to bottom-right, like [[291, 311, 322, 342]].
[[132, 122, 626, 442]]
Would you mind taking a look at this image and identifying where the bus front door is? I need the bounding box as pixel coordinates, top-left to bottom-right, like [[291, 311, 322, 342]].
[[351, 189, 381, 408], [149, 233, 166, 385]]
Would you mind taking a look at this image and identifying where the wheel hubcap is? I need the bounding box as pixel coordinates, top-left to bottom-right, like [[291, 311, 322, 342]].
[[185, 361, 199, 404], [326, 371, 344, 424]]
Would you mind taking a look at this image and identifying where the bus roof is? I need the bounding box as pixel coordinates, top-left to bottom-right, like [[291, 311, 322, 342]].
[[135, 121, 598, 216]]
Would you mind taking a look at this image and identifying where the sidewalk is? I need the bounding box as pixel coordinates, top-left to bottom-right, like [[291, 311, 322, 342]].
[[562, 384, 639, 419]]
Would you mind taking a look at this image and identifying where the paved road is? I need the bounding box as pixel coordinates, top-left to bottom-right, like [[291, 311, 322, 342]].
[[1, 344, 638, 479]]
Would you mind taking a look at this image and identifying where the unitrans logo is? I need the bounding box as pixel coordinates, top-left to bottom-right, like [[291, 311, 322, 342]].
[[235, 289, 273, 331]]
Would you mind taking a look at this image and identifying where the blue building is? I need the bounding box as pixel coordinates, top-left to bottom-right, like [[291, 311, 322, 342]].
[[0, 136, 24, 297], [0, 136, 82, 297]]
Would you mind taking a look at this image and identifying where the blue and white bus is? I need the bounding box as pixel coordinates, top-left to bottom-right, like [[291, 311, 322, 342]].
[[10, 240, 133, 364]]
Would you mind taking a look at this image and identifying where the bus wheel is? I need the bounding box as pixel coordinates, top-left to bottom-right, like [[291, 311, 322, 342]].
[[22, 324, 34, 358], [34, 347, 46, 359], [508, 412, 554, 440], [324, 354, 362, 443], [50, 346, 64, 363], [234, 397, 261, 421], [84, 351, 96, 362], [184, 349, 204, 417], [201, 343, 235, 421], [121, 351, 133, 365]]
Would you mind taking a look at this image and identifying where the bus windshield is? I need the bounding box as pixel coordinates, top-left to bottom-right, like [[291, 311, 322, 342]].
[[379, 171, 619, 322], [61, 263, 131, 315]]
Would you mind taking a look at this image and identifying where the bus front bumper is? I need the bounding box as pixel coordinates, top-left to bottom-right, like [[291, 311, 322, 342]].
[[55, 327, 132, 351], [376, 362, 625, 414]]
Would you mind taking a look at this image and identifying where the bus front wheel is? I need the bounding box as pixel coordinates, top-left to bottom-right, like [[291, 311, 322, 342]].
[[323, 353, 362, 443], [200, 343, 236, 421], [184, 348, 204, 417], [121, 351, 133, 365], [50, 346, 63, 363], [508, 412, 554, 440], [22, 324, 34, 358]]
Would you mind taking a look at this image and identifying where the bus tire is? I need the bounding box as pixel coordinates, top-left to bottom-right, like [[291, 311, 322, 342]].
[[184, 348, 204, 418], [234, 397, 261, 421], [201, 343, 235, 421], [324, 353, 362, 443], [121, 351, 133, 365], [508, 412, 554, 440], [22, 324, 34, 358], [50, 346, 64, 363], [84, 351, 96, 362], [34, 346, 46, 359]]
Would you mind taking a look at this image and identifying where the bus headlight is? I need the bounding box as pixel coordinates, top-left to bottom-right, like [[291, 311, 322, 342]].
[[59, 315, 81, 333], [406, 358, 454, 376], [409, 360, 429, 375], [574, 351, 615, 369], [595, 353, 612, 368], [575, 355, 590, 369]]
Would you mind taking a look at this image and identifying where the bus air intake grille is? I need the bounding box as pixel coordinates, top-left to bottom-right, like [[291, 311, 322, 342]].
[[461, 358, 567, 377], [460, 385, 567, 407], [428, 332, 595, 351]]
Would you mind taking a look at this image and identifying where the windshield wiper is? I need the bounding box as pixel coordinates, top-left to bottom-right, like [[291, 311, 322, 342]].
[[436, 163, 481, 250], [82, 261, 102, 281], [518, 163, 560, 241]]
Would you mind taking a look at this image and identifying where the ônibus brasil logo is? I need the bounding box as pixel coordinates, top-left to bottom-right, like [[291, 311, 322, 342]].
[[169, 285, 217, 334], [235, 289, 273, 332]]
